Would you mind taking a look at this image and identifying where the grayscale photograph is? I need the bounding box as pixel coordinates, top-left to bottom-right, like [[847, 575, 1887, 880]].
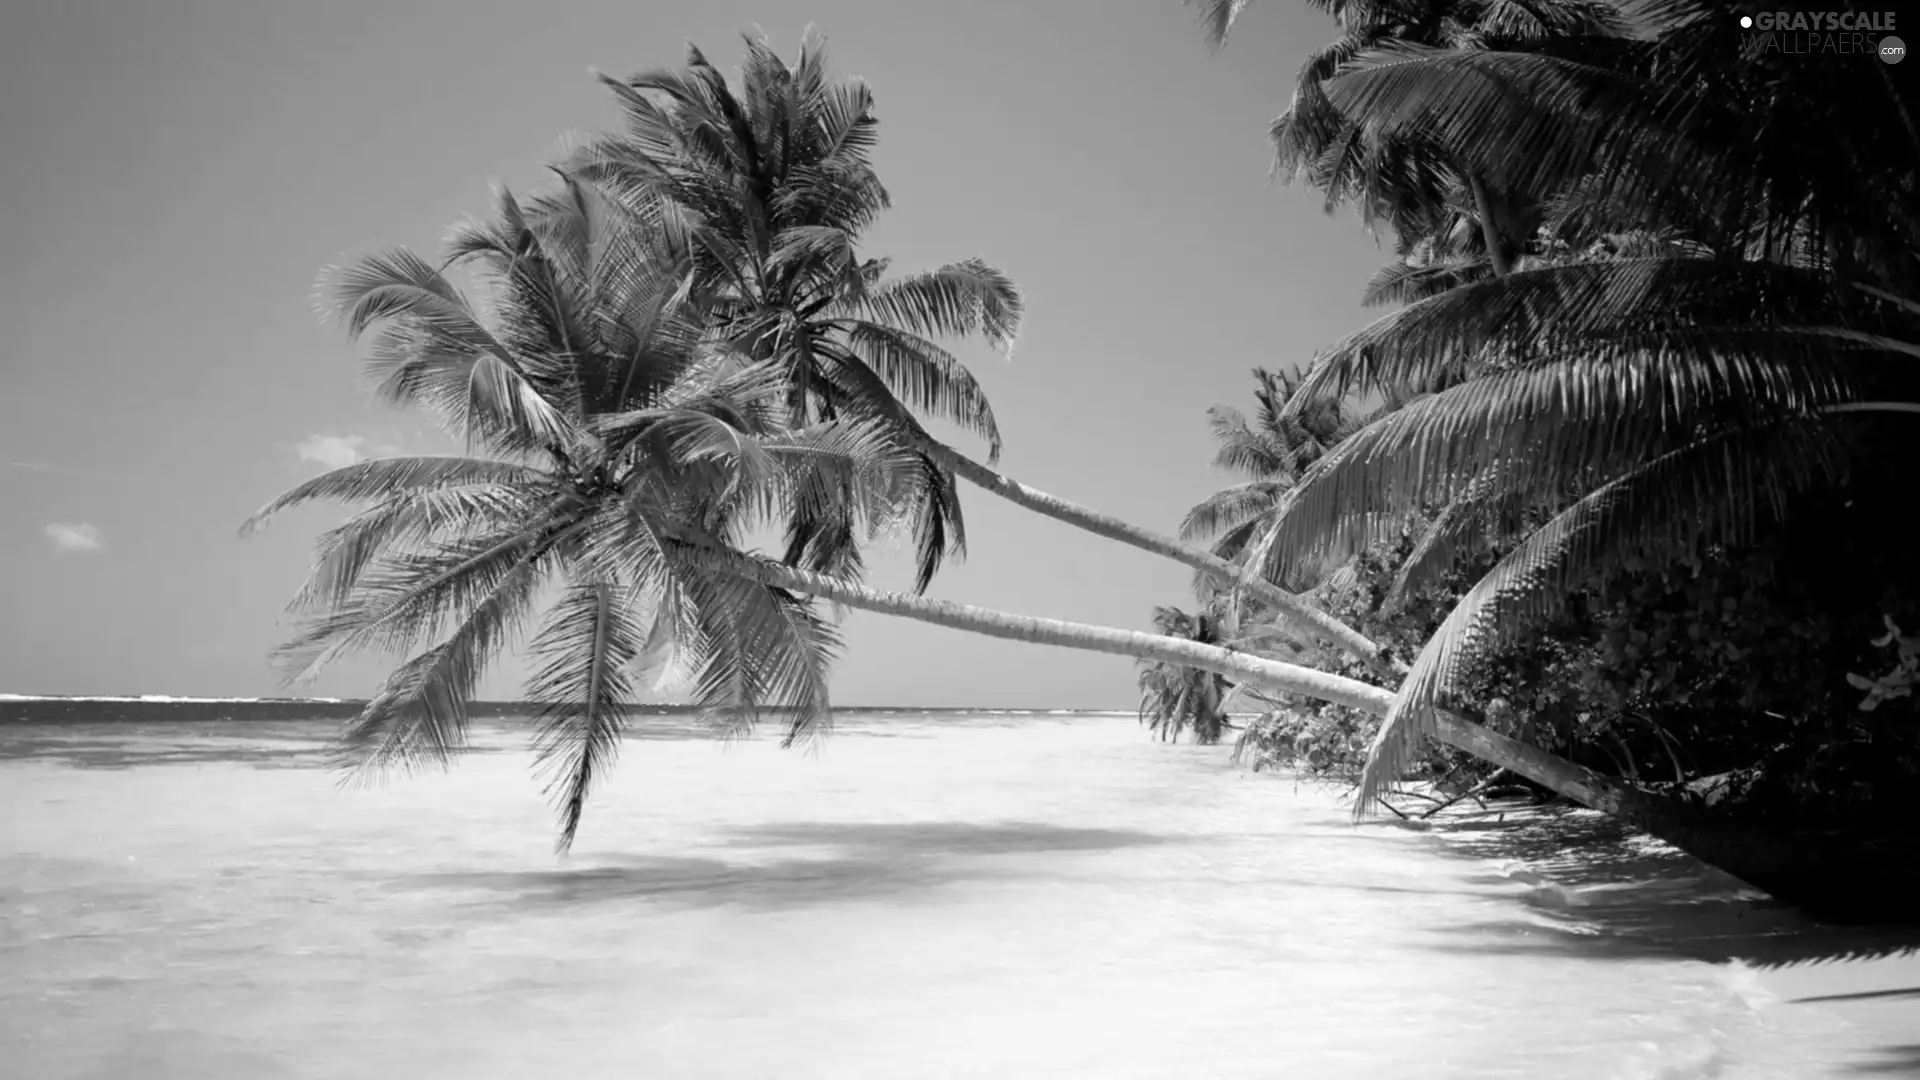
[[2, 0, 1917, 1076]]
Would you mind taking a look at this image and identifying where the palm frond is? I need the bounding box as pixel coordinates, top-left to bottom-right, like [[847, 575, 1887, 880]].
[[273, 519, 566, 684], [763, 421, 922, 533], [445, 186, 595, 376], [1178, 480, 1290, 543], [527, 580, 647, 854], [1247, 336, 1874, 587], [838, 259, 1025, 357], [286, 484, 542, 615], [906, 451, 966, 596], [767, 225, 860, 289], [1292, 258, 1915, 405], [240, 456, 544, 535], [340, 287, 583, 456], [1205, 406, 1292, 478], [1186, 0, 1255, 52], [676, 552, 843, 746], [1318, 45, 1651, 214], [825, 324, 1003, 460], [335, 548, 551, 781], [812, 352, 970, 588], [1362, 256, 1493, 307], [1386, 468, 1536, 605], [320, 248, 470, 340]]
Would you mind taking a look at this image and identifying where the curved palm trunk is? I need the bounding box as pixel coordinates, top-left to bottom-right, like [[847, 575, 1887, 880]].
[[921, 440, 1406, 682], [723, 554, 1662, 820]]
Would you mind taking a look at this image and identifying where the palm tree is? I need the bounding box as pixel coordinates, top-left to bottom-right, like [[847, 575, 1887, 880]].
[[1181, 366, 1373, 568], [558, 34, 1405, 681], [1211, 0, 1920, 811], [242, 198, 929, 852], [1137, 605, 1234, 744]]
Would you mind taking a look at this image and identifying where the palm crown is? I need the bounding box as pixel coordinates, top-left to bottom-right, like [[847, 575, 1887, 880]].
[[555, 35, 1025, 592], [1136, 604, 1235, 745], [1180, 366, 1377, 568], [245, 181, 926, 852]]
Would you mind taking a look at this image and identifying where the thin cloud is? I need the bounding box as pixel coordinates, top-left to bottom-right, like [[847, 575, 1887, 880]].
[[45, 522, 106, 554], [8, 461, 53, 472], [295, 434, 364, 470]]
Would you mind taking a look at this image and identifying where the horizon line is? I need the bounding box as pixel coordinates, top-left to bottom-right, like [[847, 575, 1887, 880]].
[[0, 694, 1139, 712]]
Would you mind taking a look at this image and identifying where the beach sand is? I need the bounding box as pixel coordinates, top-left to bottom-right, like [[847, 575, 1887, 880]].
[[1410, 798, 1920, 1074]]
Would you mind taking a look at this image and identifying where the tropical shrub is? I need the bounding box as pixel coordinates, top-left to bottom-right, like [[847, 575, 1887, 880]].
[[1230, 704, 1380, 777]]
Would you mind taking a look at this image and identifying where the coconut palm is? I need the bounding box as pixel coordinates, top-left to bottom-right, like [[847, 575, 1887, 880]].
[[1216, 0, 1920, 810], [557, 34, 1405, 680], [241, 194, 936, 853], [1180, 366, 1379, 570], [1137, 605, 1235, 743]]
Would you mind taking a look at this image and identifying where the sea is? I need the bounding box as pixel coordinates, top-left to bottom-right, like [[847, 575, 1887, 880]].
[[3, 697, 1917, 1079]]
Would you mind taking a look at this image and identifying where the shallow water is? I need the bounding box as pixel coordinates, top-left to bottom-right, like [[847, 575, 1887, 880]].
[[2, 712, 1916, 1079]]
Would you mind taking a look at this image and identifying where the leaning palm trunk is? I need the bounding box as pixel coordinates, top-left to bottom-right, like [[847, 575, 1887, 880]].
[[706, 546, 1659, 819], [921, 440, 1405, 681]]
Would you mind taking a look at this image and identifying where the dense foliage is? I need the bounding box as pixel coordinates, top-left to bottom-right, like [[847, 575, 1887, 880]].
[[1183, 0, 1920, 826], [1219, 414, 1920, 837]]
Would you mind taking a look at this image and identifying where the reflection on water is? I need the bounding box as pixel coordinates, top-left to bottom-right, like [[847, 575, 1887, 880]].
[[2, 713, 1916, 1079]]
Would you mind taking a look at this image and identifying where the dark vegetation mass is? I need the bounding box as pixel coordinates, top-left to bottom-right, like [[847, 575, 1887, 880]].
[[1150, 0, 1920, 922]]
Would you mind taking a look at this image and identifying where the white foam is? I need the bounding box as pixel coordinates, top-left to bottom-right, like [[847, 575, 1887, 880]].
[[1720, 959, 1779, 1011]]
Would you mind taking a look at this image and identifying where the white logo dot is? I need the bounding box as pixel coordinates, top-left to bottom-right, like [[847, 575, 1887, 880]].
[[1739, 15, 1753, 27]]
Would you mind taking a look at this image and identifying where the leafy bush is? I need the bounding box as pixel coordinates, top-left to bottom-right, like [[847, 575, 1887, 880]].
[[1230, 704, 1377, 775]]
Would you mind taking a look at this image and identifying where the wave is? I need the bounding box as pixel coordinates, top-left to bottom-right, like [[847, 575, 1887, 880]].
[[0, 694, 346, 704]]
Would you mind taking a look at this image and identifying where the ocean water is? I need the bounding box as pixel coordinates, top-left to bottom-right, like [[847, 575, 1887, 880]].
[[2, 704, 1916, 1079]]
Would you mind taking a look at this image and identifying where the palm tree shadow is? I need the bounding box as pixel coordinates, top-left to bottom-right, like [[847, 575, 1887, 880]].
[[724, 820, 1172, 856], [1846, 1044, 1920, 1076], [1795, 987, 1920, 1004], [1403, 804, 1920, 970], [398, 820, 1177, 913]]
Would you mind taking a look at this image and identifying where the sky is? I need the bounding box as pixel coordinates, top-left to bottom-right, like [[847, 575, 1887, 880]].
[[0, 0, 1396, 707]]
